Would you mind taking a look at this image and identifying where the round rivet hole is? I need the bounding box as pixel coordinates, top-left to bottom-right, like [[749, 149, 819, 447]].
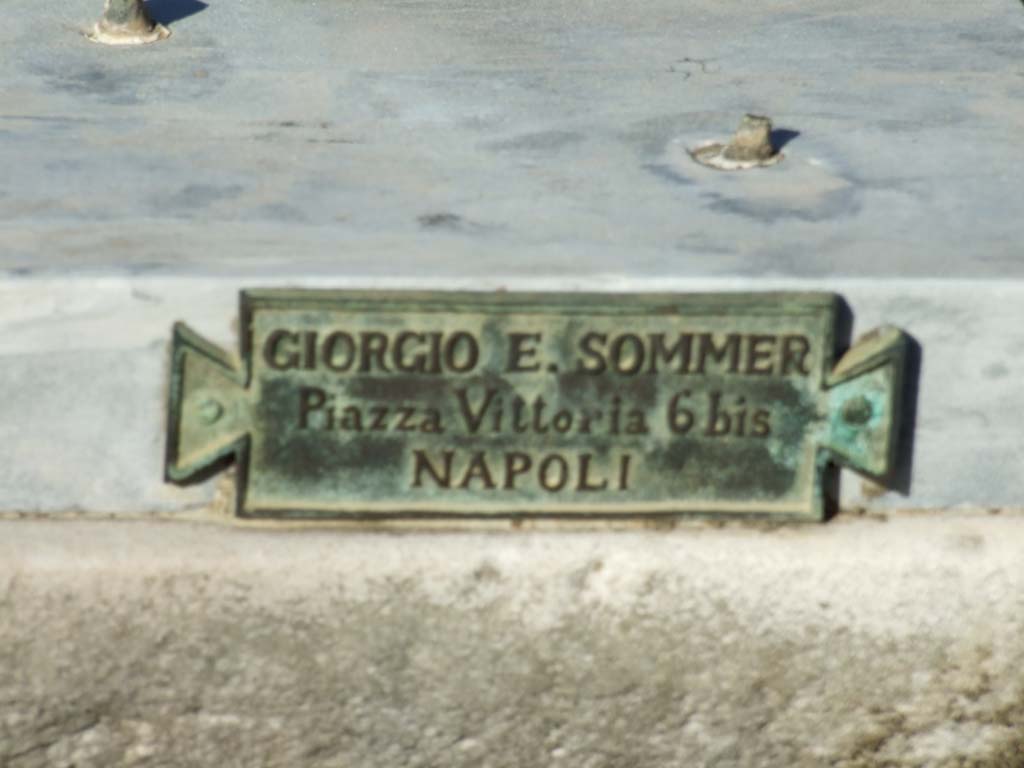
[[841, 396, 873, 426], [198, 398, 224, 425]]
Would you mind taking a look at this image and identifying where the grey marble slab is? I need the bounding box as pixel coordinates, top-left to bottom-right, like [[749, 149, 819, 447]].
[[1, 0, 1022, 277]]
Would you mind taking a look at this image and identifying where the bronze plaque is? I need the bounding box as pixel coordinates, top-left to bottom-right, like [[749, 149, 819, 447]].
[[165, 290, 908, 521]]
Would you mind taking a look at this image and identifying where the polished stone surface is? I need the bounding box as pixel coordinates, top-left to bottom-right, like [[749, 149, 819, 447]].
[[1, 0, 1022, 278]]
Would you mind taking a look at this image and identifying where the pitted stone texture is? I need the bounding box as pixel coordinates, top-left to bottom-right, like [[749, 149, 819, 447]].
[[1, 515, 1023, 767]]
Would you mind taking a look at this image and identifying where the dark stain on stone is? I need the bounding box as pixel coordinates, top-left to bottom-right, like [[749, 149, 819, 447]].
[[131, 288, 161, 304], [248, 121, 360, 145], [838, 172, 929, 201], [35, 41, 229, 105], [255, 203, 307, 223], [984, 362, 1010, 380], [667, 57, 718, 76], [155, 184, 244, 212], [644, 163, 695, 186], [44, 66, 139, 106], [958, 27, 1024, 59], [419, 213, 463, 230], [471, 562, 502, 583], [703, 186, 861, 224], [950, 532, 985, 553], [486, 130, 584, 153]]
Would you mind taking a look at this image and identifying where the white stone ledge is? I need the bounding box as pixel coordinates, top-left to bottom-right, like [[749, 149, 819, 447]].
[[1, 514, 1022, 766]]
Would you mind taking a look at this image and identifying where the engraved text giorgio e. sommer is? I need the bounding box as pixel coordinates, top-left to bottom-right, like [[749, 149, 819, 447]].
[[260, 325, 813, 495]]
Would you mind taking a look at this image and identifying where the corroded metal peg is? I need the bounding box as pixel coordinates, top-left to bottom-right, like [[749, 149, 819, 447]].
[[88, 0, 170, 45], [690, 114, 783, 170], [722, 115, 775, 163]]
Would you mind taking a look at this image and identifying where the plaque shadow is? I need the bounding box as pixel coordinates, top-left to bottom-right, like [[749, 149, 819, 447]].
[[887, 333, 921, 496]]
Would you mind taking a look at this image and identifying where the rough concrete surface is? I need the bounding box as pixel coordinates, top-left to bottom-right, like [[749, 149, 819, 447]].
[[2, 514, 1023, 767]]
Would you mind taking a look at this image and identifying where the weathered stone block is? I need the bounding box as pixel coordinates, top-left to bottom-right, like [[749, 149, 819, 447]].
[[1, 516, 1022, 767]]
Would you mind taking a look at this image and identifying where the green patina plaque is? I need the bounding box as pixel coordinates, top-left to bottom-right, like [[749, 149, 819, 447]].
[[165, 290, 908, 522]]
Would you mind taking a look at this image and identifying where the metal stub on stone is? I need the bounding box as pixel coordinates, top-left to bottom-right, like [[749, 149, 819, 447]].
[[690, 114, 784, 171], [87, 0, 170, 46], [165, 291, 911, 523]]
